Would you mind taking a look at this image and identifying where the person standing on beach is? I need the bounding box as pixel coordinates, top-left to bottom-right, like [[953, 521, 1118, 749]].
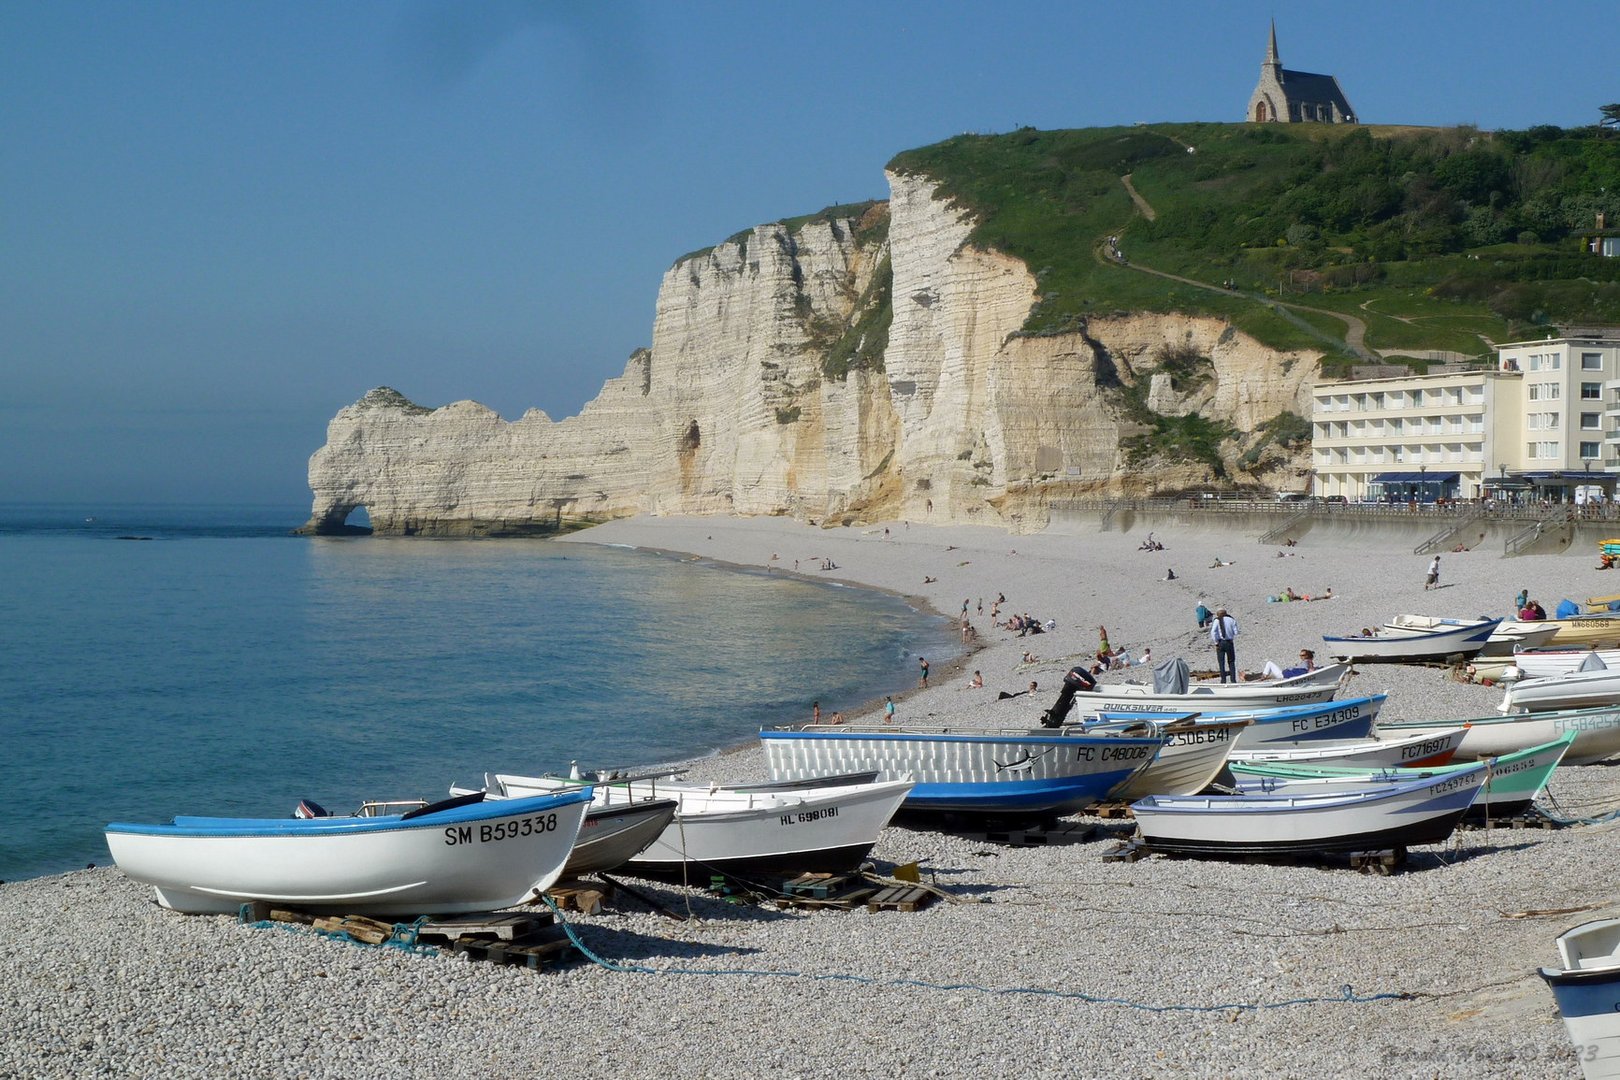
[[1210, 607, 1239, 683], [918, 656, 929, 687], [812, 701, 820, 724], [1425, 555, 1441, 590], [884, 695, 896, 722]]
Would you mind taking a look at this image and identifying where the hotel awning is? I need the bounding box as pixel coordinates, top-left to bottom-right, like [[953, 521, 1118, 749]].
[[1371, 471, 1460, 483]]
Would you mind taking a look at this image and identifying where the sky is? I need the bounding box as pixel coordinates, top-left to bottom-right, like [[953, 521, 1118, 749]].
[[5, 1, 1618, 510]]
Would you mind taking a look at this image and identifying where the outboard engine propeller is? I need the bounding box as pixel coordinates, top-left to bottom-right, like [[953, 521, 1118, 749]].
[[1039, 665, 1098, 727]]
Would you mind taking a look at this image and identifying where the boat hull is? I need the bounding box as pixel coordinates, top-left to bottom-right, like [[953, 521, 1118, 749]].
[[1097, 694, 1384, 747], [1131, 766, 1486, 856], [1384, 615, 1557, 656], [1500, 669, 1620, 714], [1540, 918, 1620, 1079], [760, 727, 1160, 816], [1231, 734, 1574, 820], [1229, 727, 1465, 769], [1501, 615, 1620, 649], [1512, 647, 1620, 680], [1071, 671, 1344, 720], [1378, 705, 1620, 765], [105, 792, 592, 916], [493, 773, 914, 882], [564, 799, 679, 877], [1324, 618, 1499, 662], [1101, 720, 1245, 800]]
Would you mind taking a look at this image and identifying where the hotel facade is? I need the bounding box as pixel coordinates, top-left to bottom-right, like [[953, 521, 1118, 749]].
[[1310, 335, 1620, 502]]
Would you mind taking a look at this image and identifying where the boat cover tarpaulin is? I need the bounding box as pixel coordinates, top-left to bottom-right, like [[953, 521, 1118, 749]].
[[1557, 599, 1581, 619], [1153, 657, 1190, 694]]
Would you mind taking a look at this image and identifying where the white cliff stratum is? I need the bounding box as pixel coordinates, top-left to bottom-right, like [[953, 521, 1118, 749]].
[[302, 172, 1318, 536]]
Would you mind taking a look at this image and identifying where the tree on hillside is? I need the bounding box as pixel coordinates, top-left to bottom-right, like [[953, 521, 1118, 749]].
[[1602, 104, 1620, 130]]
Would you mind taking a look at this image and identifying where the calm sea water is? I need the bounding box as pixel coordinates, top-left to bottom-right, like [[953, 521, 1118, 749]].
[[0, 504, 958, 882]]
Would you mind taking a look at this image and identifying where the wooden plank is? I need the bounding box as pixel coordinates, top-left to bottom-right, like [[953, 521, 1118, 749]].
[[773, 886, 881, 911], [867, 886, 933, 913], [312, 915, 396, 945], [1101, 838, 1150, 862], [544, 882, 608, 914], [452, 929, 578, 970], [417, 912, 552, 943], [781, 873, 857, 899]]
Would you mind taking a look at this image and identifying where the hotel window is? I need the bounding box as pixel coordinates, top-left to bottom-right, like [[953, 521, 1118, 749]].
[[1583, 353, 1604, 371], [1550, 354, 1562, 370], [1529, 383, 1562, 401], [1528, 441, 1560, 459], [1527, 355, 1541, 371], [1582, 441, 1602, 459], [1584, 413, 1602, 429], [1584, 382, 1603, 400], [1528, 412, 1560, 430]]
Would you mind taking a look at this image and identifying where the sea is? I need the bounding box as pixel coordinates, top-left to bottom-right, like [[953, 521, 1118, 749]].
[[0, 503, 960, 883]]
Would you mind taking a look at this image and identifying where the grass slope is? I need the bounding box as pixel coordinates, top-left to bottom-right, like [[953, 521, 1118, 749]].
[[889, 122, 1620, 364]]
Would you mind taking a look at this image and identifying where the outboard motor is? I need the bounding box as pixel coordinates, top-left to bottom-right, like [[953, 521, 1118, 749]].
[[1040, 665, 1098, 727]]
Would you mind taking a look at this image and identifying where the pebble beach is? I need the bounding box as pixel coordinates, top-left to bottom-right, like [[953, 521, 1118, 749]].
[[6, 514, 1619, 1078]]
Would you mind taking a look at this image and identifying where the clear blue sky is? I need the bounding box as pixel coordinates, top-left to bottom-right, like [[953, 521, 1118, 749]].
[[5, 1, 1616, 510]]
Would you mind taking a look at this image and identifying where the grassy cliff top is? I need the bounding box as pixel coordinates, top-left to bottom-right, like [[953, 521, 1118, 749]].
[[889, 122, 1620, 368]]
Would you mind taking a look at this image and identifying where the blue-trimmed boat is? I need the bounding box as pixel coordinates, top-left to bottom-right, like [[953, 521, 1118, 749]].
[[1540, 919, 1620, 1079], [1229, 733, 1576, 820], [760, 725, 1160, 816], [1095, 693, 1385, 747], [1323, 617, 1500, 663], [1130, 762, 1488, 857], [105, 789, 592, 916]]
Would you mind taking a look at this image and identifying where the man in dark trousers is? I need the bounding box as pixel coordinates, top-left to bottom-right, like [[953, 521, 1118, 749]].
[[1210, 606, 1239, 683]]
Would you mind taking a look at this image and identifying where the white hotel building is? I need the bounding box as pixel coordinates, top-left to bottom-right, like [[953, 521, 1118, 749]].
[[1310, 334, 1620, 502]]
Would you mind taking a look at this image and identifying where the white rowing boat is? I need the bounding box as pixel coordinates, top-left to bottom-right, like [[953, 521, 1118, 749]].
[[1324, 617, 1499, 663], [1539, 918, 1620, 1079], [1227, 726, 1466, 769], [482, 772, 913, 882], [1500, 668, 1620, 714], [1377, 703, 1620, 765], [105, 790, 592, 916], [1384, 614, 1558, 656], [1131, 763, 1488, 857]]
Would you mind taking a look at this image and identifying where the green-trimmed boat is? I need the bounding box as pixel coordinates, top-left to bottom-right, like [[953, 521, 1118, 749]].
[[1228, 733, 1575, 820]]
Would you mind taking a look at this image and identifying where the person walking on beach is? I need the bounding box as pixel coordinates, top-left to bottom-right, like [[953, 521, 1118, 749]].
[[918, 656, 929, 688], [1425, 555, 1441, 590], [884, 695, 896, 722], [1210, 607, 1239, 683]]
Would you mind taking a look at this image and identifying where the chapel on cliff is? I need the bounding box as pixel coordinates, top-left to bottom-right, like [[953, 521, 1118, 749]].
[[1246, 21, 1356, 124]]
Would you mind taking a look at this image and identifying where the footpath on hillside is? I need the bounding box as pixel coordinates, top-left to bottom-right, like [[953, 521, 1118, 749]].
[[1106, 175, 1379, 361]]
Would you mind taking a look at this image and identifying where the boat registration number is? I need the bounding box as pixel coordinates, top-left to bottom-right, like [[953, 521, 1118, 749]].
[[443, 813, 558, 846], [780, 807, 838, 826]]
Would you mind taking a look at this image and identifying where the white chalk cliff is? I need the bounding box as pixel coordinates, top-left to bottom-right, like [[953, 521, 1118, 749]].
[[303, 172, 1319, 536]]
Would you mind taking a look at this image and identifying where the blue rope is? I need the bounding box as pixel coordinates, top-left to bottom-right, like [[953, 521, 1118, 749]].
[[537, 898, 1413, 1012], [237, 906, 439, 957]]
